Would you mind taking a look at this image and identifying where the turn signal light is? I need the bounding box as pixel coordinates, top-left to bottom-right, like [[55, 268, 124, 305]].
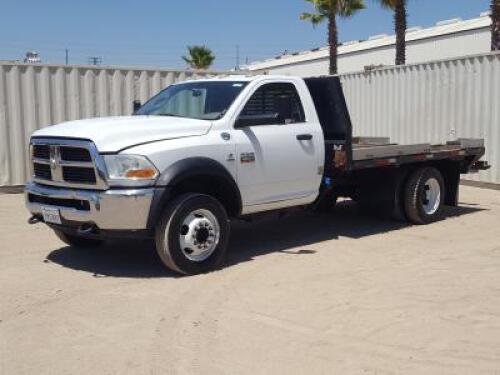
[[125, 169, 157, 179]]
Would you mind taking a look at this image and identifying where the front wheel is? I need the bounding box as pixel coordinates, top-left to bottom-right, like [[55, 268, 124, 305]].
[[155, 193, 230, 275]]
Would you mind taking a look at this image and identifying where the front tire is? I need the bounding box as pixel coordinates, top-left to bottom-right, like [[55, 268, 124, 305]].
[[403, 167, 445, 224], [155, 193, 230, 275], [54, 230, 103, 248]]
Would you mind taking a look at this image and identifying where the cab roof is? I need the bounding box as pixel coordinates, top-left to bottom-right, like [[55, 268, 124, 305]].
[[178, 74, 301, 85]]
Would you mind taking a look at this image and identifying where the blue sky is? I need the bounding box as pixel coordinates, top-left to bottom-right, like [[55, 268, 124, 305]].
[[0, 0, 491, 69]]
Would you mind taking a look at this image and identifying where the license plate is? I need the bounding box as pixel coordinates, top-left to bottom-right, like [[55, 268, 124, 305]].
[[41, 206, 62, 225]]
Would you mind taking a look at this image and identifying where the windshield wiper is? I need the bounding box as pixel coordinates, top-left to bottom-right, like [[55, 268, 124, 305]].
[[157, 113, 186, 118], [214, 109, 227, 120]]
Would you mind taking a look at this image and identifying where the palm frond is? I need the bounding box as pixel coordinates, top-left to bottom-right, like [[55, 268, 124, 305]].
[[338, 0, 366, 18], [182, 56, 193, 65], [182, 45, 215, 70], [300, 12, 327, 26], [300, 0, 365, 20], [376, 0, 397, 10]]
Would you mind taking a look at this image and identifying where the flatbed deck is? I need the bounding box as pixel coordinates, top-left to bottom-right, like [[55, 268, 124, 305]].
[[349, 138, 488, 171]]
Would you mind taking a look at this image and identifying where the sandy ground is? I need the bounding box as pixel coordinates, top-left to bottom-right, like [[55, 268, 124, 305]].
[[1, 186, 500, 375]]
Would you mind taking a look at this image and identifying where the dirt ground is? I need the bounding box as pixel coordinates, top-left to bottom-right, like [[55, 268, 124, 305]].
[[1, 186, 500, 375]]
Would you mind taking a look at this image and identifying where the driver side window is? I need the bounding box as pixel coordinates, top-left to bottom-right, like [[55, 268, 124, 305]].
[[240, 82, 305, 125]]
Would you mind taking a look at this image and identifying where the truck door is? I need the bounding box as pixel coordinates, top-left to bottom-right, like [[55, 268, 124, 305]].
[[233, 81, 323, 208]]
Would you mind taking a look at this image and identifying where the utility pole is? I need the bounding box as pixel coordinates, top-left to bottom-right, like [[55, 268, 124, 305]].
[[65, 49, 69, 65], [235, 45, 240, 70]]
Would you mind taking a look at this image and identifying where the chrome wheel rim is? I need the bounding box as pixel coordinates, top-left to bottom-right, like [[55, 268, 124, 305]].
[[178, 209, 220, 262], [422, 177, 441, 215]]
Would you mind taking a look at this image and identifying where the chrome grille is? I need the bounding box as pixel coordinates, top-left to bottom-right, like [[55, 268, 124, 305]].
[[33, 163, 52, 180], [33, 145, 50, 160], [62, 166, 97, 184], [30, 138, 107, 190], [60, 146, 92, 162]]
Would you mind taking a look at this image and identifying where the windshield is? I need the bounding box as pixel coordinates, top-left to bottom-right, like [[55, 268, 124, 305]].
[[135, 81, 249, 120]]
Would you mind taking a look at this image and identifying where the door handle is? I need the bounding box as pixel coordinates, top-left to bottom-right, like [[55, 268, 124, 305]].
[[296, 134, 313, 141]]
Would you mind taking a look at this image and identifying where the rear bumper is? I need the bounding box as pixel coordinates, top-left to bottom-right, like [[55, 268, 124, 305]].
[[25, 182, 155, 231]]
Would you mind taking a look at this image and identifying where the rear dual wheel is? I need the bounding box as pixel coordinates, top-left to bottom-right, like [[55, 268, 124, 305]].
[[403, 167, 445, 224], [155, 193, 230, 275]]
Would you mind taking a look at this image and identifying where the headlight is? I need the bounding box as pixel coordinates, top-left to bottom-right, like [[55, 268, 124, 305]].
[[104, 154, 159, 186]]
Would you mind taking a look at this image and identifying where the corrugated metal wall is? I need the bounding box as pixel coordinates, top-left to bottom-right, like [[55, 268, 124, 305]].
[[339, 52, 500, 184], [1, 56, 499, 186], [0, 63, 233, 186]]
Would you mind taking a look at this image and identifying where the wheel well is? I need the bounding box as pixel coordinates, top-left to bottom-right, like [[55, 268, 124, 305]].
[[171, 174, 241, 217], [431, 161, 460, 206]]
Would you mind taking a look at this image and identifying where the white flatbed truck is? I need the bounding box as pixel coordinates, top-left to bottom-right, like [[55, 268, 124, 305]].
[[25, 75, 489, 274]]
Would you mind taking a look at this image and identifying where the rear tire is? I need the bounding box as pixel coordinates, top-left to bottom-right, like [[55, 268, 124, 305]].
[[403, 167, 445, 224], [54, 230, 103, 248], [155, 193, 230, 275]]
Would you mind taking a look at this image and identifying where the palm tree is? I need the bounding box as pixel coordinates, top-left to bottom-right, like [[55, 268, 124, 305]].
[[182, 46, 215, 70], [492, 0, 500, 51], [378, 0, 407, 65], [301, 0, 365, 75]]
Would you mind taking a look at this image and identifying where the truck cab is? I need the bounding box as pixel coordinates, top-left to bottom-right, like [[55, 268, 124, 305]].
[[132, 75, 325, 213]]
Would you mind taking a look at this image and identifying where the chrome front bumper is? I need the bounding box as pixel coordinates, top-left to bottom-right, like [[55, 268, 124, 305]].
[[25, 182, 155, 230]]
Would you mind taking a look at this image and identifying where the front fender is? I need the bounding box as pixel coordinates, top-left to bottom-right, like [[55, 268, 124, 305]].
[[146, 157, 242, 225], [156, 157, 238, 188]]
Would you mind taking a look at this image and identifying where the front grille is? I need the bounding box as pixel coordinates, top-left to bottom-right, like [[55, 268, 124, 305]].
[[28, 194, 90, 211], [30, 139, 105, 189], [33, 145, 50, 160], [62, 166, 97, 184], [33, 163, 52, 180], [60, 147, 92, 162]]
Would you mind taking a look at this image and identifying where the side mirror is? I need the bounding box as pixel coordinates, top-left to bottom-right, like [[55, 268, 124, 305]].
[[235, 113, 280, 128], [132, 100, 142, 113]]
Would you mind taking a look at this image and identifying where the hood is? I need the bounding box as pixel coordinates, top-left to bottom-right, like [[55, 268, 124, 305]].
[[32, 116, 212, 152]]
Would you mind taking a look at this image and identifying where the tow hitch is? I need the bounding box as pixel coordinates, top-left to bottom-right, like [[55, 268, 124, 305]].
[[28, 214, 42, 225], [77, 223, 98, 235]]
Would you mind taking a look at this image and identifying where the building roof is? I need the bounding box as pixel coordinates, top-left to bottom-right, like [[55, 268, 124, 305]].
[[244, 13, 492, 71]]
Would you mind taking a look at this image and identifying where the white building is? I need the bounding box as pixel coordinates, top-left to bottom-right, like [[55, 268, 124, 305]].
[[243, 13, 492, 76]]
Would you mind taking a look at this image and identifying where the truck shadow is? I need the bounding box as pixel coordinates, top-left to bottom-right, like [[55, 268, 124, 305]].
[[46, 240, 174, 278], [225, 201, 484, 267], [46, 201, 484, 278]]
